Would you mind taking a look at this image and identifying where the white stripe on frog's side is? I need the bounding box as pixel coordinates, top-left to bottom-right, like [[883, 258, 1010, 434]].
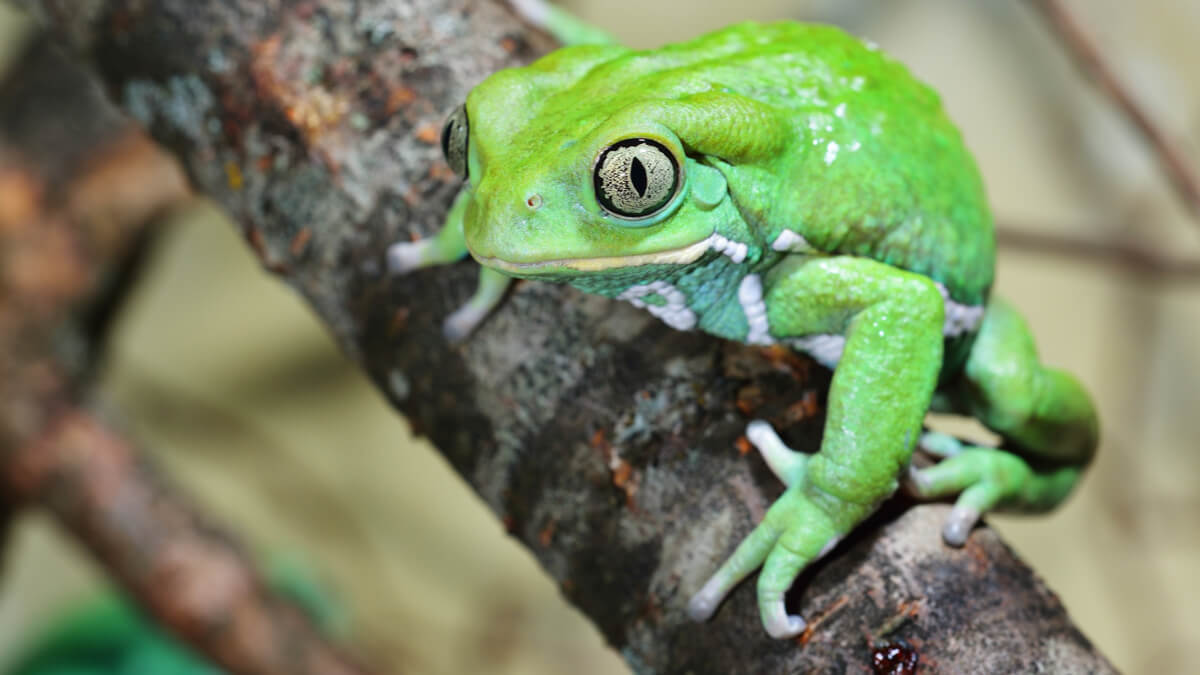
[[738, 274, 774, 345], [612, 232, 750, 331], [770, 229, 817, 253], [617, 280, 697, 331], [614, 232, 984, 361], [935, 282, 985, 337], [706, 232, 749, 263], [788, 334, 847, 369]]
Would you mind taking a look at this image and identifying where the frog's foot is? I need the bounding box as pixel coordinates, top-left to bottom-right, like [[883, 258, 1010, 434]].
[[687, 488, 840, 638], [908, 444, 1079, 546], [907, 444, 1021, 546], [688, 421, 837, 639]]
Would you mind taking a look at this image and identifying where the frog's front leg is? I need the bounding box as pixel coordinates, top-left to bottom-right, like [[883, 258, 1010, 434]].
[[388, 190, 512, 341], [688, 256, 945, 638]]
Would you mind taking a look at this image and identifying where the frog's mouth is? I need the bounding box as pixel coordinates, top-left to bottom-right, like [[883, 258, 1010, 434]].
[[473, 232, 719, 275]]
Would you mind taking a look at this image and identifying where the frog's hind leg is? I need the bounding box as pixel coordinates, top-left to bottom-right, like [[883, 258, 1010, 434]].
[[908, 298, 1098, 546]]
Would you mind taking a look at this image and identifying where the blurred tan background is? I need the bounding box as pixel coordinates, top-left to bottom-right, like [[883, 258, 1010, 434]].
[[1, 1, 1198, 673]]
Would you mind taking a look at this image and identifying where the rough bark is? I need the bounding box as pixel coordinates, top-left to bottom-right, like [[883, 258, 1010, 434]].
[[10, 1, 1116, 672]]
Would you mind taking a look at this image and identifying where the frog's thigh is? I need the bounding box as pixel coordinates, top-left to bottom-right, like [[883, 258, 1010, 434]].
[[910, 298, 1098, 544], [765, 256, 945, 508]]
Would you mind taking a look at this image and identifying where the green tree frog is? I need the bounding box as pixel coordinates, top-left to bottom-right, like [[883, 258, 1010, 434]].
[[388, 14, 1098, 640]]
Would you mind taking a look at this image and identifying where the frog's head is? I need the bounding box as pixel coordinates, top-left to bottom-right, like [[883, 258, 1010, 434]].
[[441, 46, 791, 280]]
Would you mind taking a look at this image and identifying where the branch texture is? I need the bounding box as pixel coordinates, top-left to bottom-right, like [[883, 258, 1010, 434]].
[[14, 1, 1116, 672]]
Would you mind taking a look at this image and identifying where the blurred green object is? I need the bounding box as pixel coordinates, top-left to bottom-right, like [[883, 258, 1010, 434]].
[[9, 557, 339, 675], [9, 594, 218, 675]]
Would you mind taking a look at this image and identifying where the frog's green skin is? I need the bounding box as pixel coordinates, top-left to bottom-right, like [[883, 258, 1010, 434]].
[[389, 18, 1098, 640]]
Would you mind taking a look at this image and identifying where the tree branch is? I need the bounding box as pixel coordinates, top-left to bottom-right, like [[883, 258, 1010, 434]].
[[11, 1, 1116, 672]]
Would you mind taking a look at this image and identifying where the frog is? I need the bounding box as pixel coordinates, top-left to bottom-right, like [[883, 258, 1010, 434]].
[[387, 10, 1098, 640]]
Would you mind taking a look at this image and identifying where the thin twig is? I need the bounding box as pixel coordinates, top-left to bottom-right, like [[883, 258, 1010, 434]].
[[997, 226, 1200, 283], [1030, 0, 1200, 223]]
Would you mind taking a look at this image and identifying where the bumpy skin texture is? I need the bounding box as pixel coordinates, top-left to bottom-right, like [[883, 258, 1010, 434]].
[[389, 20, 1098, 640]]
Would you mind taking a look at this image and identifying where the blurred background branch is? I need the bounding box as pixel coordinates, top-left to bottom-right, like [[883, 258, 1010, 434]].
[[0, 34, 371, 675], [997, 225, 1200, 283], [1031, 0, 1200, 224]]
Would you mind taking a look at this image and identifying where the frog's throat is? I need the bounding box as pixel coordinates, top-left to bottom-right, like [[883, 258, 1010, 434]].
[[475, 231, 720, 274]]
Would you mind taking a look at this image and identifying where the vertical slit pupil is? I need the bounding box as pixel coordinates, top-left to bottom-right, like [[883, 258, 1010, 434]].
[[630, 157, 648, 197]]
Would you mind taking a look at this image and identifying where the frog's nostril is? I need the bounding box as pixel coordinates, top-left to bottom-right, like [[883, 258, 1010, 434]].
[[525, 193, 543, 210]]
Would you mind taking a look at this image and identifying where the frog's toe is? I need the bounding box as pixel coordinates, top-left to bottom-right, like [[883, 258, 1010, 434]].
[[763, 599, 807, 639], [387, 240, 432, 274], [745, 420, 807, 486], [753, 498, 842, 639], [442, 303, 489, 342], [758, 543, 810, 639], [686, 577, 725, 622], [918, 430, 966, 458], [942, 504, 982, 547]]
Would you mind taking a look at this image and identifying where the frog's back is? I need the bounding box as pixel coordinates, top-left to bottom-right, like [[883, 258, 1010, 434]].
[[588, 23, 994, 305], [661, 23, 994, 304]]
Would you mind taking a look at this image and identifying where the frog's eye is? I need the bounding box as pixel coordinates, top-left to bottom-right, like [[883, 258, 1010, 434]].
[[593, 138, 680, 219], [441, 104, 469, 179]]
